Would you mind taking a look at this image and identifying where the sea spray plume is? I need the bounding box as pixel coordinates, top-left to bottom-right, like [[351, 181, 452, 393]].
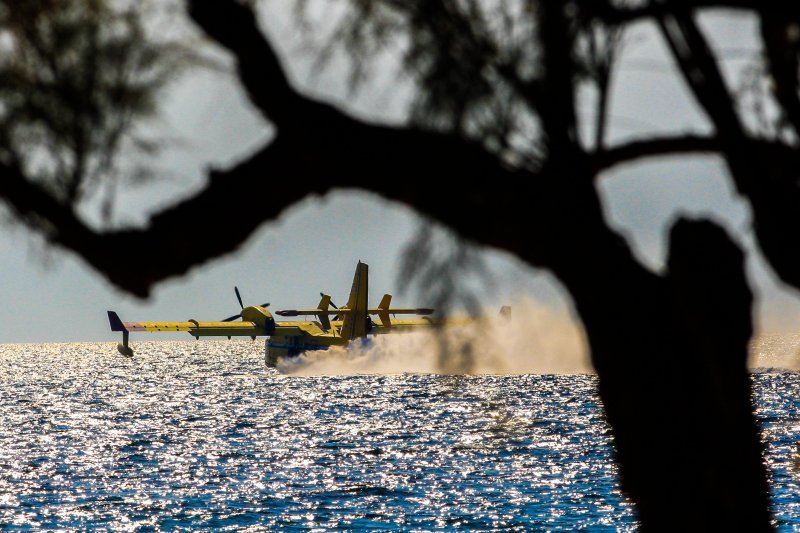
[[748, 302, 800, 370], [748, 334, 800, 371], [277, 297, 590, 376], [276, 332, 440, 375], [397, 223, 493, 373], [480, 297, 590, 374]]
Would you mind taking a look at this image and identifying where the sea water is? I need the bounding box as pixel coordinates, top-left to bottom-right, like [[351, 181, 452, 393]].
[[0, 340, 799, 530]]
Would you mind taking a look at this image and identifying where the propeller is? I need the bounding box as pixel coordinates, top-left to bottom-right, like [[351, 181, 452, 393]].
[[321, 292, 340, 310], [235, 287, 244, 310], [222, 286, 270, 322]]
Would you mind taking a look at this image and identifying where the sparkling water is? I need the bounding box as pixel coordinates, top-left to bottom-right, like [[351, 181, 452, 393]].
[[0, 340, 798, 530]]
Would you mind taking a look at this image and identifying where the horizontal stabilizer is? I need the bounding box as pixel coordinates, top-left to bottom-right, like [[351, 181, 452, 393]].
[[276, 309, 352, 317], [276, 308, 434, 317], [399, 308, 434, 315], [370, 308, 434, 315]]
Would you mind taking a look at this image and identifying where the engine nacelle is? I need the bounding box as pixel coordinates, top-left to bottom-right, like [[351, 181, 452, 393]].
[[241, 306, 276, 334]]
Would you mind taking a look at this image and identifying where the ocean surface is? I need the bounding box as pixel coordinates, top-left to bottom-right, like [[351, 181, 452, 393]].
[[0, 338, 799, 530]]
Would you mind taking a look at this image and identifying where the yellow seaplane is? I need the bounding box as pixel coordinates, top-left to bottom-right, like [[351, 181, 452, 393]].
[[108, 261, 459, 366]]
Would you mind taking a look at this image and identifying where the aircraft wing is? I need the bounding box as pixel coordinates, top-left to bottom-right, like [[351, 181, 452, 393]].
[[108, 311, 265, 338], [122, 320, 263, 336]]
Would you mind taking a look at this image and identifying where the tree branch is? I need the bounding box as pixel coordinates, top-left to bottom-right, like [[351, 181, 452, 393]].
[[658, 8, 745, 144], [0, 138, 323, 296], [760, 10, 800, 136], [655, 6, 800, 295], [187, 0, 339, 130], [592, 135, 722, 171], [539, 0, 580, 158], [0, 108, 545, 297], [581, 1, 785, 25]]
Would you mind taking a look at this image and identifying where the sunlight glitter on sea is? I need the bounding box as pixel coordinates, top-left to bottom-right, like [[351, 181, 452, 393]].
[[0, 341, 639, 530], [0, 337, 799, 529]]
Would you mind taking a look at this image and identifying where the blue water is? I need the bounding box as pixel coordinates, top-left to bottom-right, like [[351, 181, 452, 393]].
[[0, 341, 798, 530]]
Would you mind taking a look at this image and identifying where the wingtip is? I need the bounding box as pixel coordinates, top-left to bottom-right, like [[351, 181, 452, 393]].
[[107, 311, 127, 332]]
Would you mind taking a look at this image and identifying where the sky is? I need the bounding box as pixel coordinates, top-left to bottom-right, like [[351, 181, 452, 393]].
[[1, 6, 799, 343]]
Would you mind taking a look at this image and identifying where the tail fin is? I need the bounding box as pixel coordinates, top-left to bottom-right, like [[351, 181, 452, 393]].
[[340, 261, 369, 341], [499, 306, 512, 321]]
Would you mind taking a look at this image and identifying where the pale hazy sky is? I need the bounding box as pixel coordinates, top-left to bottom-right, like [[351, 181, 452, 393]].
[[1, 6, 798, 343]]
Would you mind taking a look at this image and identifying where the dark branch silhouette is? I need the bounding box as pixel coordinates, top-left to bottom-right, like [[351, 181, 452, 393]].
[[2, 0, 799, 528]]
